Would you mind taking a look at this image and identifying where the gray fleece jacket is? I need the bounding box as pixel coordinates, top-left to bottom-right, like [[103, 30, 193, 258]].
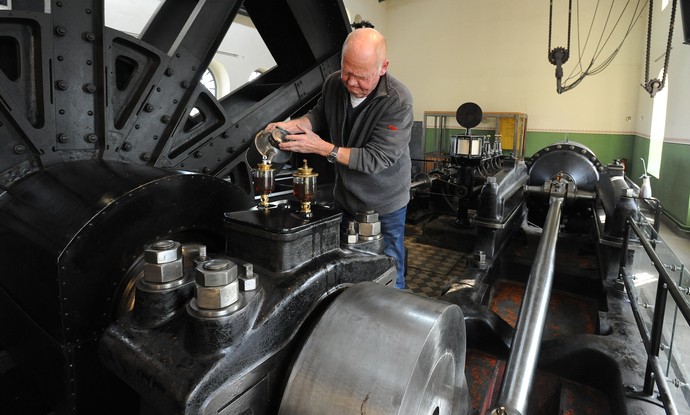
[[305, 72, 413, 216]]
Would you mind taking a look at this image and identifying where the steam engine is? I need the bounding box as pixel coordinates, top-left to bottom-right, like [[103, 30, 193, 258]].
[[0, 1, 672, 415]]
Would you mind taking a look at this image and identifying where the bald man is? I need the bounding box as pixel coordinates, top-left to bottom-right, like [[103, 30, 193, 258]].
[[267, 28, 413, 289]]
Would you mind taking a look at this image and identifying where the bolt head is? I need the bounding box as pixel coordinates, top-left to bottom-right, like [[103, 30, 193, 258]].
[[195, 259, 237, 287], [355, 211, 379, 223], [239, 275, 257, 292], [144, 240, 181, 264]]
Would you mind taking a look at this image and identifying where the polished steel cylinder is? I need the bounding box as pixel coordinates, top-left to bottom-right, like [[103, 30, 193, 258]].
[[494, 195, 564, 415]]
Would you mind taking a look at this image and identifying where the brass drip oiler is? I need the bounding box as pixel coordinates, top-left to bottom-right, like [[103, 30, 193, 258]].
[[293, 159, 318, 216], [252, 157, 275, 208]]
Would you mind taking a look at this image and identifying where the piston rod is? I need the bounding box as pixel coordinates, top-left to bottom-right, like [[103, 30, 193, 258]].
[[492, 194, 564, 415]]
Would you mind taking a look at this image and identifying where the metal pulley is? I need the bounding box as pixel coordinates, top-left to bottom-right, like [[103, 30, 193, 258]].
[[279, 282, 469, 415]]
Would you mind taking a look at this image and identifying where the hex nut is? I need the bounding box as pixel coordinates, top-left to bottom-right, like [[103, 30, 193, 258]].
[[358, 221, 381, 237], [355, 211, 379, 223], [195, 259, 237, 287], [342, 233, 358, 244], [239, 275, 257, 291], [143, 258, 184, 283], [196, 282, 238, 309], [144, 240, 182, 264]]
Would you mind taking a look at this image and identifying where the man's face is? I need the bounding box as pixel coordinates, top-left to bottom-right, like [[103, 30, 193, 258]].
[[341, 52, 388, 98]]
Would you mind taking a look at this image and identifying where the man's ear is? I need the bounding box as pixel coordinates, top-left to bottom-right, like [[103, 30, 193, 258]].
[[379, 59, 390, 76]]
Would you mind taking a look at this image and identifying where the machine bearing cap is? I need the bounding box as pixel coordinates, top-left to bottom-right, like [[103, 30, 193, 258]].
[[195, 258, 238, 287], [355, 210, 378, 223], [144, 240, 182, 264]]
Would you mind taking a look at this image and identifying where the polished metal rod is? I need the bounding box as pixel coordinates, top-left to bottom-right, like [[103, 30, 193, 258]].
[[493, 195, 564, 415]]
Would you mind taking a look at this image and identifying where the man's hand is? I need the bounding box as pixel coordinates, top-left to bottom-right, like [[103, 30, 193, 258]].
[[266, 117, 311, 134], [279, 125, 332, 157]]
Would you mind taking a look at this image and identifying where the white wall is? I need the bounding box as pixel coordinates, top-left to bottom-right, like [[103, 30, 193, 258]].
[[385, 0, 646, 132], [635, 0, 690, 143]]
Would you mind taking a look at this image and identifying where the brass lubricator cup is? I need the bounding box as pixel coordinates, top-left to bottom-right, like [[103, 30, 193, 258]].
[[293, 159, 318, 215], [252, 158, 275, 208]]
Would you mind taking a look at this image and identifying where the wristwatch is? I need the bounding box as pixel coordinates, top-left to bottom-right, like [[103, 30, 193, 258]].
[[326, 145, 339, 163]]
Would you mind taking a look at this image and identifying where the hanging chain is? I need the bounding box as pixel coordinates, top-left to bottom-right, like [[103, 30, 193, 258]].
[[548, 0, 573, 93], [642, 0, 678, 97]]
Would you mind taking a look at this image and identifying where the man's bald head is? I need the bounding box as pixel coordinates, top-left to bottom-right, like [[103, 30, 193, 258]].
[[340, 28, 390, 98], [342, 28, 388, 71]]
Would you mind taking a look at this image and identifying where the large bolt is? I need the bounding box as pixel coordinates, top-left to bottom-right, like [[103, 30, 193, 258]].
[[195, 259, 239, 309], [122, 142, 132, 152], [83, 83, 96, 93], [82, 32, 96, 42], [57, 134, 69, 143], [161, 115, 171, 124], [165, 67, 175, 76], [84, 134, 97, 144], [54, 26, 67, 36], [144, 103, 154, 112], [195, 259, 237, 287], [56, 80, 69, 90], [13, 145, 26, 155], [143, 240, 184, 283]]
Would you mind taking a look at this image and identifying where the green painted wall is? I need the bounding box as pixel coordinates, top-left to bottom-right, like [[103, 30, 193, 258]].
[[632, 137, 690, 231]]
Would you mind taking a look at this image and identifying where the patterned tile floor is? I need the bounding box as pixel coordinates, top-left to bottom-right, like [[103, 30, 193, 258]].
[[404, 222, 469, 298]]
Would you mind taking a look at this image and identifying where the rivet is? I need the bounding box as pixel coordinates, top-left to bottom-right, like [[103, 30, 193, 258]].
[[141, 153, 151, 161], [156, 87, 161, 92], [222, 131, 230, 138], [161, 115, 171, 124], [57, 56, 64, 61], [59, 109, 65, 115], [13, 144, 26, 154], [226, 147, 235, 154], [194, 151, 203, 158], [134, 124, 140, 129], [86, 60, 92, 65], [180, 80, 190, 89], [87, 111, 93, 116], [203, 167, 210, 174], [56, 1, 63, 6], [165, 68, 175, 76]]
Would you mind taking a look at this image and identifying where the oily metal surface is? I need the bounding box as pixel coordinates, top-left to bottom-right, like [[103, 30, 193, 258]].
[[279, 281, 469, 415]]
